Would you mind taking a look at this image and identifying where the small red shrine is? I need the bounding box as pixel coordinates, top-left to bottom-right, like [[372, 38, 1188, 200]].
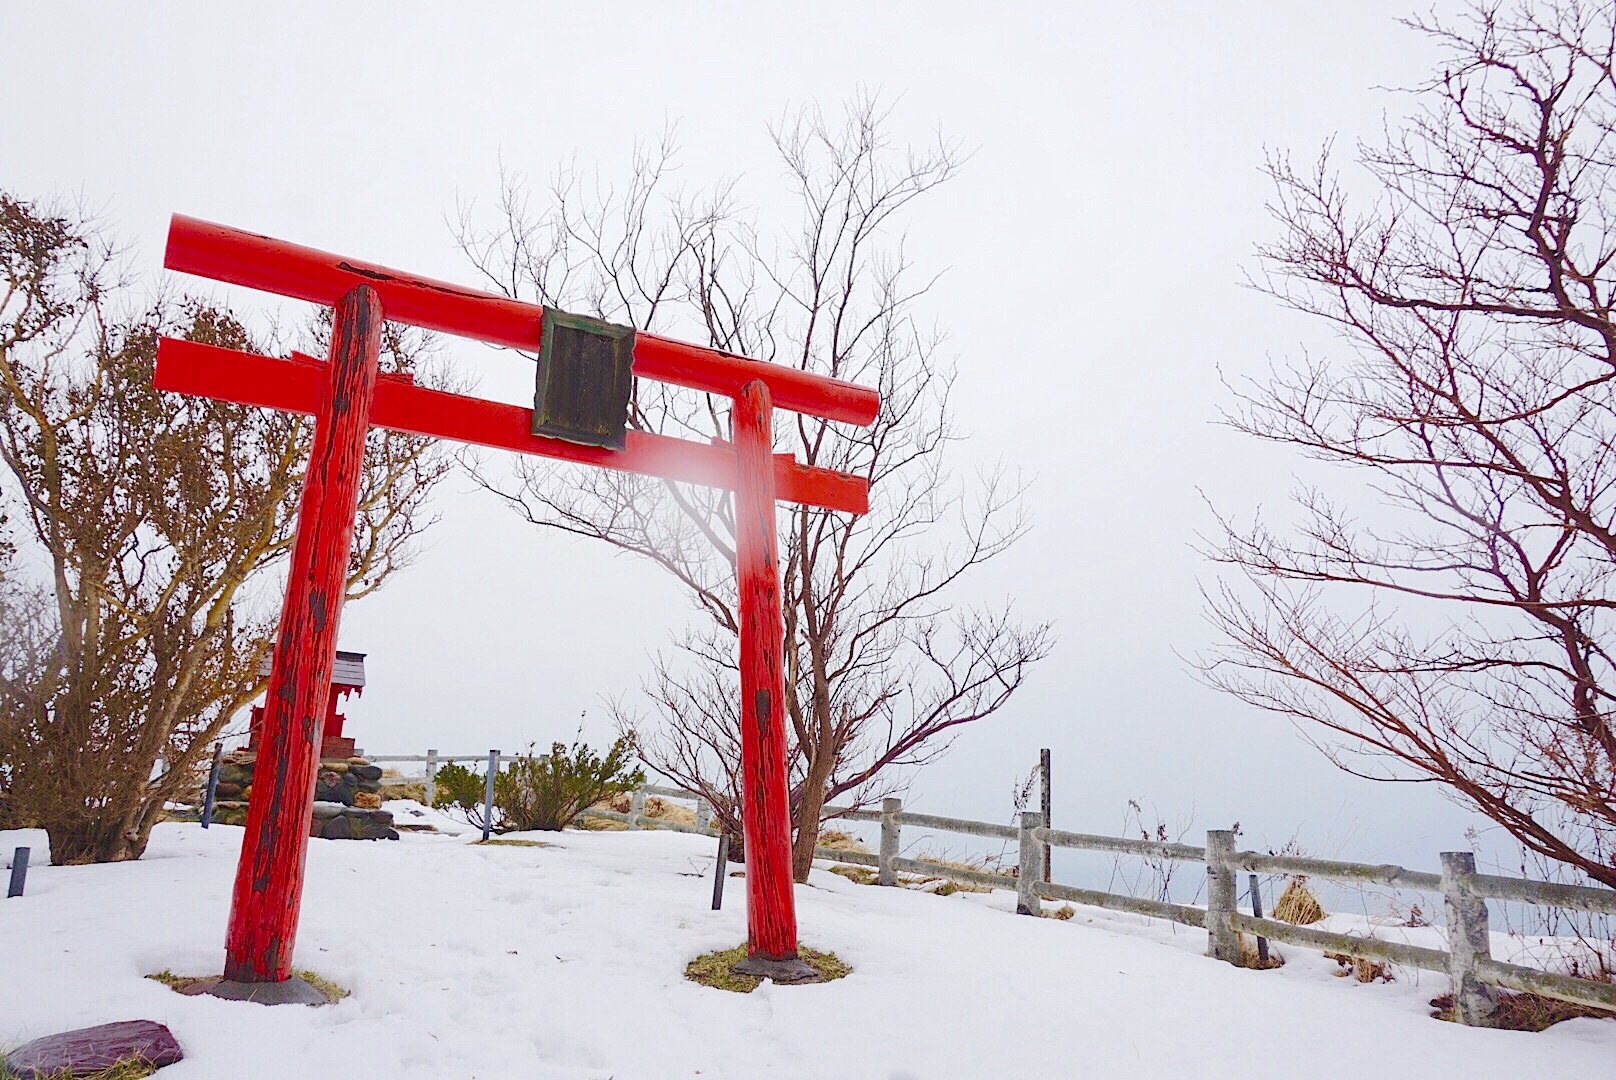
[[249, 650, 367, 759]]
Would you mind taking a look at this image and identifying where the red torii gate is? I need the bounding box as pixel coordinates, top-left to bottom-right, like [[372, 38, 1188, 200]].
[[156, 215, 878, 1000]]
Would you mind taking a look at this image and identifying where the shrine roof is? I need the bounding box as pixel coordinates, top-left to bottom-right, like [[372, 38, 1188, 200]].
[[256, 650, 367, 688]]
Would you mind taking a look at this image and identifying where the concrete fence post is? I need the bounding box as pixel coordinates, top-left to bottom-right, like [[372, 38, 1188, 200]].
[[1441, 851, 1498, 1026], [696, 797, 712, 832], [1017, 811, 1045, 915], [481, 750, 499, 841], [629, 787, 646, 830], [879, 797, 902, 887], [1205, 829, 1240, 963], [423, 748, 439, 809]]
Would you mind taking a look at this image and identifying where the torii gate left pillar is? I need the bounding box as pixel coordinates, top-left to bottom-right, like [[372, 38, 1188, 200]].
[[155, 215, 877, 998]]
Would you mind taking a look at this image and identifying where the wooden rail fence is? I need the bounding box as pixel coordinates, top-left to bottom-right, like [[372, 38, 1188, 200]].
[[369, 752, 1616, 1025]]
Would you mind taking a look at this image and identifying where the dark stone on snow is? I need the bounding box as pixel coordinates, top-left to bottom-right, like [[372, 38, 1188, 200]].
[[212, 781, 245, 799], [310, 801, 347, 820], [3, 1019, 183, 1077], [320, 814, 355, 840], [216, 764, 251, 786], [349, 764, 383, 782], [181, 975, 329, 1006]]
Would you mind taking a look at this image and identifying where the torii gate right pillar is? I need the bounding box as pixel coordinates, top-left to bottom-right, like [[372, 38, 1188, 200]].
[[729, 380, 815, 980]]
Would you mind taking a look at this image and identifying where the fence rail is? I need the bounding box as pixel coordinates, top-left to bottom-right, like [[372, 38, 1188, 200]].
[[370, 748, 1616, 1026]]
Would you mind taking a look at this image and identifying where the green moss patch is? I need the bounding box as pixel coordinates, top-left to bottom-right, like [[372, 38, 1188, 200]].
[[2, 1060, 160, 1079], [0, 1059, 158, 1079], [684, 945, 851, 993]]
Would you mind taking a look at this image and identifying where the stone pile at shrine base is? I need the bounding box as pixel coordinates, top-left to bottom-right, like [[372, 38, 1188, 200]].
[[202, 751, 399, 840]]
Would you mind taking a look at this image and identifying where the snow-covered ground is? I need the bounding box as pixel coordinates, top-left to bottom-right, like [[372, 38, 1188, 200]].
[[2, 811, 1613, 1079]]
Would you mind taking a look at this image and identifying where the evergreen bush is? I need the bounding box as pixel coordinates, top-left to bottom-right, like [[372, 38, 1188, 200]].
[[497, 736, 644, 832]]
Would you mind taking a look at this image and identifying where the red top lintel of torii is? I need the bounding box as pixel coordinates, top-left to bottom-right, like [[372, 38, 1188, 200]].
[[155, 216, 877, 516]]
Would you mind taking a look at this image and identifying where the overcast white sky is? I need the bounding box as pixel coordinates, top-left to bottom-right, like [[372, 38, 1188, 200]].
[[3, 2, 1494, 873]]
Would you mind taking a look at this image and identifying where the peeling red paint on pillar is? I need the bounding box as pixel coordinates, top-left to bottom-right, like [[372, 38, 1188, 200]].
[[733, 379, 800, 960], [222, 285, 383, 982]]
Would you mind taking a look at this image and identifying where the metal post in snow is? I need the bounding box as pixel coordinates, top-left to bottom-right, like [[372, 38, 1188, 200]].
[[200, 742, 224, 829], [1205, 830, 1240, 964], [1441, 851, 1498, 1026], [424, 748, 439, 809], [482, 750, 499, 841], [7, 848, 28, 898], [879, 797, 901, 887], [1016, 811, 1045, 915], [711, 832, 730, 911], [1249, 872, 1269, 967], [1039, 748, 1052, 881]]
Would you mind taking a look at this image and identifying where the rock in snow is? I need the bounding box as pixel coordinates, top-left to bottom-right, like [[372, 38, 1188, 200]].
[[3, 1019, 183, 1078]]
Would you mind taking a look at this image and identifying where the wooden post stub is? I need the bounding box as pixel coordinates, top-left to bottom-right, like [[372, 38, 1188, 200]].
[[222, 284, 383, 984], [879, 797, 902, 887], [1039, 748, 1052, 881], [629, 788, 646, 830], [1205, 830, 1240, 964], [1441, 851, 1498, 1026], [424, 749, 439, 809]]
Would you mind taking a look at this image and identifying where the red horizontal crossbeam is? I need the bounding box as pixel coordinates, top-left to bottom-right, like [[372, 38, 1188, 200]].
[[165, 215, 880, 428], [155, 338, 869, 515]]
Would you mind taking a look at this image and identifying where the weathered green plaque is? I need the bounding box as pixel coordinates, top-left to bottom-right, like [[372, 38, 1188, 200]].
[[532, 309, 636, 450]]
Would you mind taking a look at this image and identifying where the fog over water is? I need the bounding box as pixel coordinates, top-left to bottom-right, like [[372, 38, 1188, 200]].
[[4, 2, 1507, 891]]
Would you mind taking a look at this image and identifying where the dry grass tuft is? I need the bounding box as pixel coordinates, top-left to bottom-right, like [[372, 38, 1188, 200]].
[[474, 837, 553, 848], [296, 969, 351, 1002], [684, 945, 851, 993], [903, 853, 997, 894], [827, 864, 879, 885], [1324, 950, 1393, 983], [144, 970, 190, 991], [582, 793, 702, 831], [1044, 904, 1077, 921], [576, 813, 627, 831], [1238, 934, 1285, 969], [1274, 878, 1326, 925], [816, 829, 871, 854], [1429, 989, 1616, 1030]]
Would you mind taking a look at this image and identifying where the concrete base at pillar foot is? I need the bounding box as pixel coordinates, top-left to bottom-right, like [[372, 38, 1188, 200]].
[[731, 953, 822, 984], [181, 975, 330, 1006]]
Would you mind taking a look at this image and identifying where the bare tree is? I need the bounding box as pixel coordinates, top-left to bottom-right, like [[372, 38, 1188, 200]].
[[455, 97, 1052, 879], [0, 192, 453, 862], [1203, 1, 1616, 888]]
